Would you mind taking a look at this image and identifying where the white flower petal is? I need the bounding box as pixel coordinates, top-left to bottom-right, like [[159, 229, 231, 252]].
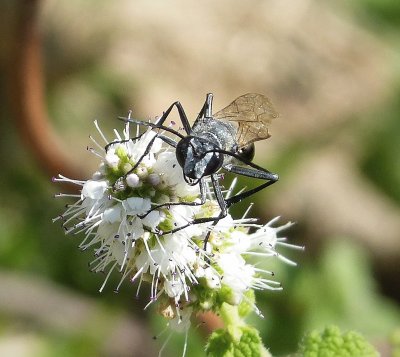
[[97, 222, 119, 239], [203, 267, 221, 289], [130, 217, 145, 240], [164, 279, 185, 299], [218, 253, 254, 304], [111, 240, 126, 265], [249, 225, 278, 249], [122, 197, 151, 215], [105, 150, 120, 168], [135, 250, 151, 273], [150, 137, 163, 154], [81, 180, 108, 200], [169, 307, 193, 332], [153, 152, 184, 185], [103, 205, 122, 223], [141, 210, 165, 228]]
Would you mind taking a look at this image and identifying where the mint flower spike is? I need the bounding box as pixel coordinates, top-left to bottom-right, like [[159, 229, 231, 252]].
[[53, 119, 301, 357], [53, 120, 210, 301]]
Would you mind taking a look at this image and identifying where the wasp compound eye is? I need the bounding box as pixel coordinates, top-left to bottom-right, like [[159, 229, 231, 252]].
[[202, 151, 223, 177], [176, 137, 190, 169]]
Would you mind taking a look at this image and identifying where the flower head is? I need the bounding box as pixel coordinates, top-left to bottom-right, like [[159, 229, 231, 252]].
[[53, 118, 302, 346]]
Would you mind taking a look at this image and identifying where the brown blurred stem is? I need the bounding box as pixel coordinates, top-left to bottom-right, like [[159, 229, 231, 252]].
[[197, 311, 224, 336], [8, 0, 83, 181]]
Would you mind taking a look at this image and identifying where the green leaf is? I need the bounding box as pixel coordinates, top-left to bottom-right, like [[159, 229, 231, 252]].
[[238, 290, 256, 318], [206, 326, 267, 357], [298, 325, 379, 357]]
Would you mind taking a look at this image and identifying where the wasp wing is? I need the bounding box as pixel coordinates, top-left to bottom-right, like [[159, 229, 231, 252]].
[[213, 93, 279, 147]]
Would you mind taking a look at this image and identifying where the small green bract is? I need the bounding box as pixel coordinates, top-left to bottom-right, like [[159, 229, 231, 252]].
[[206, 326, 263, 357], [299, 325, 379, 357]]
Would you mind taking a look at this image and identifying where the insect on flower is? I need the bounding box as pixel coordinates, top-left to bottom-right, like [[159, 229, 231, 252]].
[[52, 96, 301, 357], [114, 93, 279, 246]]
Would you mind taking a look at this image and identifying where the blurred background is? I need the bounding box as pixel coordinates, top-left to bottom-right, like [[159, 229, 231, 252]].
[[1, 0, 400, 356]]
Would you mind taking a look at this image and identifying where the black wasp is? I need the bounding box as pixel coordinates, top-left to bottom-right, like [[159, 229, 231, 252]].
[[116, 93, 279, 239]]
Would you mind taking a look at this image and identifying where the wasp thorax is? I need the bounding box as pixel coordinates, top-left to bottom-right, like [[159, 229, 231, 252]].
[[176, 136, 223, 181]]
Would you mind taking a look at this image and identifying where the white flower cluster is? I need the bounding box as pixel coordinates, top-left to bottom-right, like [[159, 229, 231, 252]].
[[54, 120, 301, 331]]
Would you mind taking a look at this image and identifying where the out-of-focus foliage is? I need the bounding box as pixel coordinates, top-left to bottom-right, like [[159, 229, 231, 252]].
[[299, 325, 379, 357], [350, 0, 400, 31], [361, 89, 400, 205], [1, 0, 400, 356], [252, 240, 400, 355], [391, 329, 400, 357]]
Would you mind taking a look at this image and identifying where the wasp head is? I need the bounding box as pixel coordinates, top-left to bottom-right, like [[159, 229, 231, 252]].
[[176, 136, 223, 184]]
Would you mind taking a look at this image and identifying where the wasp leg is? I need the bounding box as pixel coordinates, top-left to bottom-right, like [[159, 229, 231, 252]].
[[120, 93, 214, 138], [222, 164, 278, 208], [104, 134, 144, 152], [120, 99, 193, 136], [138, 179, 207, 218], [156, 174, 227, 237], [157, 100, 192, 133], [128, 134, 176, 172], [200, 147, 278, 208], [193, 93, 214, 125], [118, 117, 185, 139]]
